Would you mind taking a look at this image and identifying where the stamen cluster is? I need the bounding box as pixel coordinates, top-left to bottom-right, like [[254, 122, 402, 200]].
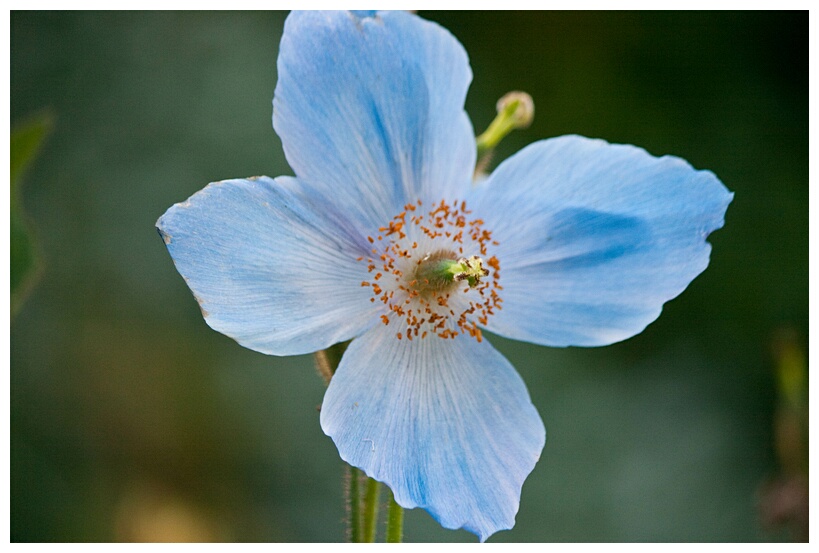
[[360, 199, 503, 342]]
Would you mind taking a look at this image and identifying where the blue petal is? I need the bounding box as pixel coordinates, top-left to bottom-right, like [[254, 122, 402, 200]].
[[469, 135, 733, 347], [320, 324, 546, 542], [274, 10, 476, 232], [156, 176, 378, 356]]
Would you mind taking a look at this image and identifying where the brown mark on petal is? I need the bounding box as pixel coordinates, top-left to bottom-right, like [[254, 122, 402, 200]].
[[193, 294, 209, 318], [156, 227, 172, 245], [182, 276, 209, 318]]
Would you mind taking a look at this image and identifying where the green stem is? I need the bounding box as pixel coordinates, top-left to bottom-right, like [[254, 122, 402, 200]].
[[476, 109, 518, 157], [362, 477, 381, 542], [313, 340, 349, 384], [386, 489, 405, 543], [347, 465, 363, 542]]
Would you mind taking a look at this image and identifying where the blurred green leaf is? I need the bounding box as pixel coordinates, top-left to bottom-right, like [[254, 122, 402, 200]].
[[11, 111, 53, 317]]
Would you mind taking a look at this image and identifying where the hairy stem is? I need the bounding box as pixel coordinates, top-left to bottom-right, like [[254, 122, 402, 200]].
[[362, 477, 381, 542], [386, 488, 405, 543]]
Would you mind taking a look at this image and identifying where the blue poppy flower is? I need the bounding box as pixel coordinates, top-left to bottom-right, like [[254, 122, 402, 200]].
[[156, 10, 732, 541]]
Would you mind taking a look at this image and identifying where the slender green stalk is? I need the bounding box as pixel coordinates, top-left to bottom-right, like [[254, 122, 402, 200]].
[[386, 489, 405, 543], [476, 110, 518, 158], [347, 465, 363, 542], [362, 477, 381, 542], [313, 340, 349, 384]]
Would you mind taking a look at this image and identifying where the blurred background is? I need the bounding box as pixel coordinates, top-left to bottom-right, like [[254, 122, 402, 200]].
[[10, 11, 807, 542]]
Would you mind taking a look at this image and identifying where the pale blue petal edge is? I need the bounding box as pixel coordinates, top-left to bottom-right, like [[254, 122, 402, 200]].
[[320, 323, 546, 542], [273, 10, 476, 233], [156, 176, 378, 356], [469, 135, 734, 347]]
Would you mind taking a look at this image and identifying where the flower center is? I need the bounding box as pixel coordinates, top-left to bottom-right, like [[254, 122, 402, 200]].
[[360, 199, 502, 342]]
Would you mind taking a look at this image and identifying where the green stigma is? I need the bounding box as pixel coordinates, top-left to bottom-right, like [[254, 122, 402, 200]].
[[414, 252, 489, 292]]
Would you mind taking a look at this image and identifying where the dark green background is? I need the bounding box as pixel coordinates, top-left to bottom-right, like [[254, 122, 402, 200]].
[[10, 11, 807, 542]]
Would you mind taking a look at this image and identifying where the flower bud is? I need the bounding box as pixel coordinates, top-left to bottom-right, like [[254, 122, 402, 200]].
[[476, 91, 536, 165], [496, 91, 534, 129]]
